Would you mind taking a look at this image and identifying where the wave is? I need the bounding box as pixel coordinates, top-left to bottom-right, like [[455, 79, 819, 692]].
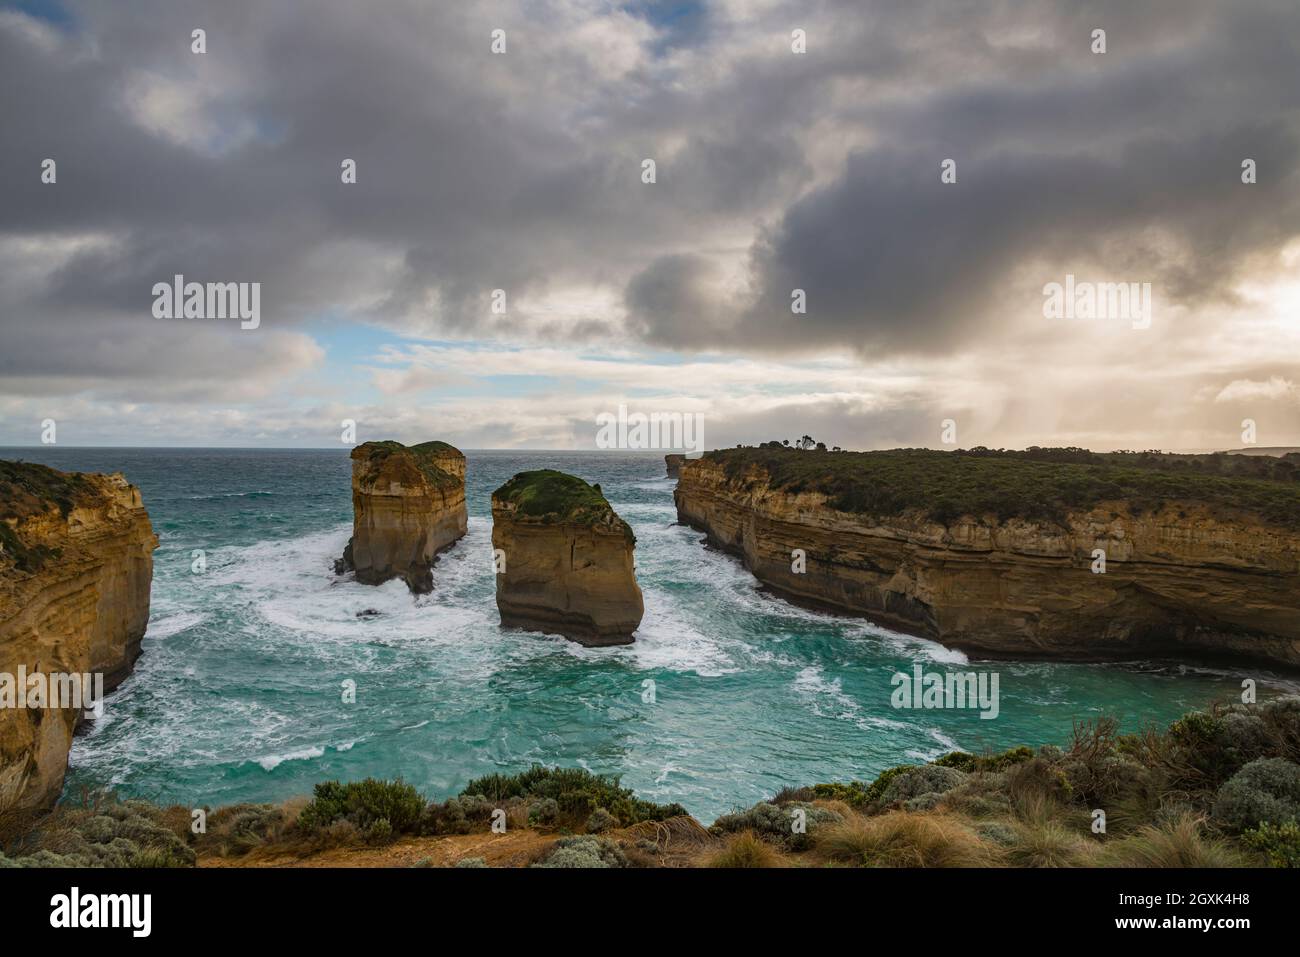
[[145, 611, 208, 640], [255, 746, 326, 772], [185, 490, 276, 500]]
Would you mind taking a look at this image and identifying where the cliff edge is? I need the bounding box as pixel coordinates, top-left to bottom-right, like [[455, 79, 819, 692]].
[[0, 461, 157, 811], [675, 447, 1300, 666], [491, 470, 643, 645], [336, 441, 468, 594]]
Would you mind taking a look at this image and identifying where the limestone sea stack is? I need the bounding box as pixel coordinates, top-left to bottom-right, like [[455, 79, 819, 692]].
[[0, 461, 157, 811], [336, 441, 468, 593], [675, 447, 1300, 667], [491, 470, 643, 646], [665, 454, 686, 478]]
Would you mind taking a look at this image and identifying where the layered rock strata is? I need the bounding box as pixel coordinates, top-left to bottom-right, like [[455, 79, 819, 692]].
[[1, 462, 156, 810], [675, 455, 1300, 666], [492, 470, 643, 645], [336, 441, 468, 593]]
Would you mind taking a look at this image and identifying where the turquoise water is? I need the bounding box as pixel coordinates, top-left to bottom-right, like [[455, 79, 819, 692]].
[[7, 448, 1290, 822]]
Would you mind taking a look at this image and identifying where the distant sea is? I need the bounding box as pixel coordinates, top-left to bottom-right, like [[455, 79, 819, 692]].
[[5, 447, 1291, 822]]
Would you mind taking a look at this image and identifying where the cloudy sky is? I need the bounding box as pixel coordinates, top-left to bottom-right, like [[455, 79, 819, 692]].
[[1, 0, 1298, 450]]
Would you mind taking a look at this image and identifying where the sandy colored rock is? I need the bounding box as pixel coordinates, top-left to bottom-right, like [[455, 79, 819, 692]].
[[665, 454, 686, 478], [491, 470, 643, 645], [0, 463, 156, 811], [675, 456, 1300, 666], [336, 441, 467, 594]]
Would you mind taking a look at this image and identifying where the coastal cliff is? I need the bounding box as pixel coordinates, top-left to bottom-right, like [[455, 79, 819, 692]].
[[0, 462, 156, 811], [674, 448, 1300, 666], [491, 470, 643, 645], [336, 441, 468, 594], [665, 454, 686, 478]]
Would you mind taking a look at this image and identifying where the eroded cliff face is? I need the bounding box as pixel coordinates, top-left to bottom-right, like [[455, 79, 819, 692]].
[[0, 466, 156, 811], [665, 454, 686, 478], [675, 457, 1300, 666], [337, 441, 468, 594], [491, 476, 643, 646]]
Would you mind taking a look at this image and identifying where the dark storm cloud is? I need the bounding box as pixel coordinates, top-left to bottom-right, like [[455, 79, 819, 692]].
[[1, 0, 1298, 394], [628, 0, 1300, 356]]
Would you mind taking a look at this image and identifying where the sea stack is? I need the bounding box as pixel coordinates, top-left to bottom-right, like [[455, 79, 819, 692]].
[[491, 470, 643, 646], [336, 441, 468, 593], [0, 461, 157, 811], [665, 454, 686, 479]]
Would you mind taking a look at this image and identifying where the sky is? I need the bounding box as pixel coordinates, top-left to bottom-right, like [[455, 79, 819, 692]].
[[1, 0, 1298, 450]]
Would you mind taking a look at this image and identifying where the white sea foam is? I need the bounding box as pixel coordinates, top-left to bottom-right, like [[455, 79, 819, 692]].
[[145, 611, 208, 640], [256, 746, 325, 771]]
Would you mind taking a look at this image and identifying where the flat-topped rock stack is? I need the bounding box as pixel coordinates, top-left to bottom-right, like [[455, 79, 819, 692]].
[[336, 440, 468, 594]]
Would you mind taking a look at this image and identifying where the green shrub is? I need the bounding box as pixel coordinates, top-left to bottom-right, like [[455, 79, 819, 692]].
[[808, 781, 872, 807], [298, 778, 425, 835], [586, 808, 617, 833], [862, 765, 916, 805], [362, 818, 394, 845], [1242, 821, 1300, 868], [460, 766, 685, 826], [419, 794, 496, 836], [455, 856, 489, 868], [1212, 758, 1300, 832], [532, 836, 628, 869], [711, 801, 842, 850], [527, 798, 559, 825], [879, 766, 967, 806], [0, 796, 195, 868], [938, 746, 1035, 774]]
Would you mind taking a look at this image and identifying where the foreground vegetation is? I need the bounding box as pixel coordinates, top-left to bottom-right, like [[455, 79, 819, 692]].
[[705, 446, 1300, 529], [3, 697, 1297, 868]]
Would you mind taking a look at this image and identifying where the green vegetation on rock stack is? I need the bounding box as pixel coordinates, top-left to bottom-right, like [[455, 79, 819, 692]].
[[493, 469, 632, 539], [354, 440, 461, 489], [707, 446, 1300, 528], [351, 439, 462, 488]]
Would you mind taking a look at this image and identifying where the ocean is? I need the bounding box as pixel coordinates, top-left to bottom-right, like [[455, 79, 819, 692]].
[[6, 447, 1288, 822]]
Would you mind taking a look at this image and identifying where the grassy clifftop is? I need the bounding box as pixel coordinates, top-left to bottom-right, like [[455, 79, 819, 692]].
[[0, 460, 100, 572], [699, 446, 1300, 529]]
